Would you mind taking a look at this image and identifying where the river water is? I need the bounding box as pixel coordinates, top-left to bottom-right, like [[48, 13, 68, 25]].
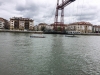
[[0, 32, 100, 75]]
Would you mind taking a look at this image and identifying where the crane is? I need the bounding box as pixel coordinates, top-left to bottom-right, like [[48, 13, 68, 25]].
[[54, 0, 75, 31]]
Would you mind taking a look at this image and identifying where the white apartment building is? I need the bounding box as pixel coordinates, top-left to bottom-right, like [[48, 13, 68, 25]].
[[10, 20, 14, 30], [67, 22, 93, 33], [19, 21, 25, 30], [10, 17, 34, 30], [0, 21, 4, 29]]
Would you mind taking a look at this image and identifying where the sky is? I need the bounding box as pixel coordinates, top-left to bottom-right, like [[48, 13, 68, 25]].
[[0, 0, 100, 25]]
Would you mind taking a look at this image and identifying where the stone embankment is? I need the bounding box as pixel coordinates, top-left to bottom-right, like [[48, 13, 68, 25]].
[[66, 33, 100, 36], [1, 29, 100, 35], [0, 29, 43, 34]]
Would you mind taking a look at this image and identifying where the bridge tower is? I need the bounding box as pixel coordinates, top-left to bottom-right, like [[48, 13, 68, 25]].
[[54, 0, 75, 31]]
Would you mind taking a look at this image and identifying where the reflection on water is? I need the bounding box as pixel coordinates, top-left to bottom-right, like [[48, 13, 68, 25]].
[[0, 32, 100, 75]]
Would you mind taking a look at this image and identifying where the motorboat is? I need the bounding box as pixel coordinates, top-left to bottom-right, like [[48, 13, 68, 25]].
[[30, 35, 45, 38], [65, 31, 81, 37]]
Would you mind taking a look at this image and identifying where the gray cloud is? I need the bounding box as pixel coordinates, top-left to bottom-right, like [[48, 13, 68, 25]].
[[0, 2, 3, 5], [74, 11, 97, 21], [77, 15, 95, 21], [16, 3, 39, 12], [15, 1, 54, 24], [71, 4, 99, 22], [0, 0, 100, 25]]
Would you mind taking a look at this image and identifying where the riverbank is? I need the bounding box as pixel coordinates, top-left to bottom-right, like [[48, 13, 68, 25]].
[[44, 31, 100, 35], [0, 29, 43, 34], [65, 33, 100, 36], [1, 29, 100, 35]]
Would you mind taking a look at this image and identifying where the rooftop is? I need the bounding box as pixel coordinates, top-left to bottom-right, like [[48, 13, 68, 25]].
[[69, 21, 93, 26], [10, 17, 33, 21]]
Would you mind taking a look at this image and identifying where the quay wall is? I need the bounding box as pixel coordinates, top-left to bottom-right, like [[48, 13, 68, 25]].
[[1, 30, 100, 35], [65, 33, 100, 36], [0, 30, 43, 34]]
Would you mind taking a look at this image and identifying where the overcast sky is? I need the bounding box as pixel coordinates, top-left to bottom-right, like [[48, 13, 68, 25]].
[[0, 0, 100, 25]]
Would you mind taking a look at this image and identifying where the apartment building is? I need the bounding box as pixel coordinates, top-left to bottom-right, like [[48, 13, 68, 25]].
[[67, 22, 93, 33], [10, 17, 34, 30], [0, 18, 4, 29], [92, 25, 100, 33], [0, 17, 9, 29], [38, 23, 48, 31]]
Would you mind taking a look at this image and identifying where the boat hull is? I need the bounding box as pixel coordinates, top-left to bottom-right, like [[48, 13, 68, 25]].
[[30, 36, 45, 38]]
